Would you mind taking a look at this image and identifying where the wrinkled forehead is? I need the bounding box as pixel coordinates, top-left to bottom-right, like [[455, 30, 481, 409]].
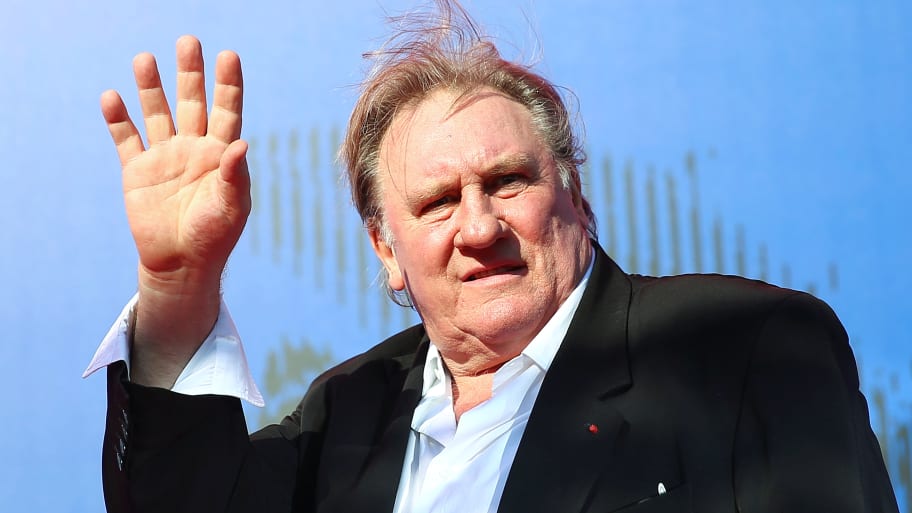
[[380, 87, 505, 151]]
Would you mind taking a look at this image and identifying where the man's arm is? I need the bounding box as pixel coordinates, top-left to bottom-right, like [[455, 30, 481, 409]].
[[103, 361, 325, 513], [99, 35, 250, 388], [733, 293, 898, 513], [97, 36, 310, 513]]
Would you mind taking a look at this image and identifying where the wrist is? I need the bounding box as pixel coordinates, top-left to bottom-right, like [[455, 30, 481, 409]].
[[131, 266, 223, 387]]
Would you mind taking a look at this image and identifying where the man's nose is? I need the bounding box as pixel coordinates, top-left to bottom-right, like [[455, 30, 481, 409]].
[[453, 192, 504, 249]]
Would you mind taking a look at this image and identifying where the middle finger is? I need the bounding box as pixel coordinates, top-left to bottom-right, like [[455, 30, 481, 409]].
[[175, 35, 208, 136]]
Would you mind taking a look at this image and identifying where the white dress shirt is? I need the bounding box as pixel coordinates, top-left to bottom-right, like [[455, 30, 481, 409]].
[[83, 258, 593, 512]]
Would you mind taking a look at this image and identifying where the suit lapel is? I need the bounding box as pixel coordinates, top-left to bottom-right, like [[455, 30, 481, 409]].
[[343, 335, 429, 513], [498, 246, 635, 513]]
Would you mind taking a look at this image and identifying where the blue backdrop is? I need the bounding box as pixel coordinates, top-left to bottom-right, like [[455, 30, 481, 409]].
[[1, 1, 909, 511]]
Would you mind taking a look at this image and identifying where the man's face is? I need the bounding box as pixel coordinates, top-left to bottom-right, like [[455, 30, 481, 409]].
[[371, 88, 592, 370]]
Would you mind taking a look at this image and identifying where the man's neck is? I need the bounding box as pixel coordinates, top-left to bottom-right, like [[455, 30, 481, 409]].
[[450, 371, 497, 422]]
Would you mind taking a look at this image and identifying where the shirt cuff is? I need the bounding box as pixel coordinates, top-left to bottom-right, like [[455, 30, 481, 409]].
[[82, 293, 265, 407]]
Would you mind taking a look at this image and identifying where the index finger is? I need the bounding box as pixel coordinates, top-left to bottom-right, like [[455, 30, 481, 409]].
[[207, 50, 243, 144]]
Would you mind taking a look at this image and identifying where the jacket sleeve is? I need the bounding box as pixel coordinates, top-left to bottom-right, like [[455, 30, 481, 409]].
[[102, 361, 326, 513], [733, 293, 898, 513]]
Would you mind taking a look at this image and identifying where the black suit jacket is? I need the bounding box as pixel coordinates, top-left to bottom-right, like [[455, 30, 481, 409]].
[[102, 246, 898, 512]]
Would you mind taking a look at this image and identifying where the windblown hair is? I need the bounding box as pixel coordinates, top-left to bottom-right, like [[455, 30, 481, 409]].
[[339, 0, 595, 304]]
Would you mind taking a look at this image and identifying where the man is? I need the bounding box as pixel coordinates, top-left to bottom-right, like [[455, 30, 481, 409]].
[[86, 2, 898, 512]]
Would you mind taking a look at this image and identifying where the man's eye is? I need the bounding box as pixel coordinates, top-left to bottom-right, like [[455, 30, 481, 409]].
[[423, 196, 454, 213], [493, 173, 527, 191]]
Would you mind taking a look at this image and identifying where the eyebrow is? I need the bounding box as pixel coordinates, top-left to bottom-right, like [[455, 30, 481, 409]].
[[487, 153, 537, 175], [410, 153, 540, 204]]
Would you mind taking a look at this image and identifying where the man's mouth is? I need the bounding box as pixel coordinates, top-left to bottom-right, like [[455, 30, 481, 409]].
[[466, 265, 523, 281]]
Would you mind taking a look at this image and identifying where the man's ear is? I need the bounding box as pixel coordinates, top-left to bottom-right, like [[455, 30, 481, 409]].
[[567, 168, 591, 225], [369, 226, 406, 291]]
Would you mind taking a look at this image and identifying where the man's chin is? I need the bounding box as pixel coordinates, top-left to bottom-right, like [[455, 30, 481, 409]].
[[462, 302, 548, 344]]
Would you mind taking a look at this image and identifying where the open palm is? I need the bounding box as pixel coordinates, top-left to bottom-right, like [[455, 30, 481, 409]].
[[101, 35, 250, 285]]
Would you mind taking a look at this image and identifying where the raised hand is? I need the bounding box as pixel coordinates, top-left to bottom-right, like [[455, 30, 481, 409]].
[[100, 36, 251, 387]]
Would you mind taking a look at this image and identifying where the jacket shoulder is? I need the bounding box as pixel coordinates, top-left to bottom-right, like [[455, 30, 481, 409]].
[[628, 272, 820, 325], [310, 323, 427, 388], [278, 322, 427, 435], [625, 272, 848, 366]]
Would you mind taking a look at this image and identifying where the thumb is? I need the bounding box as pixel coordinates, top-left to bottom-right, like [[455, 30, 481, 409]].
[[218, 139, 252, 220]]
